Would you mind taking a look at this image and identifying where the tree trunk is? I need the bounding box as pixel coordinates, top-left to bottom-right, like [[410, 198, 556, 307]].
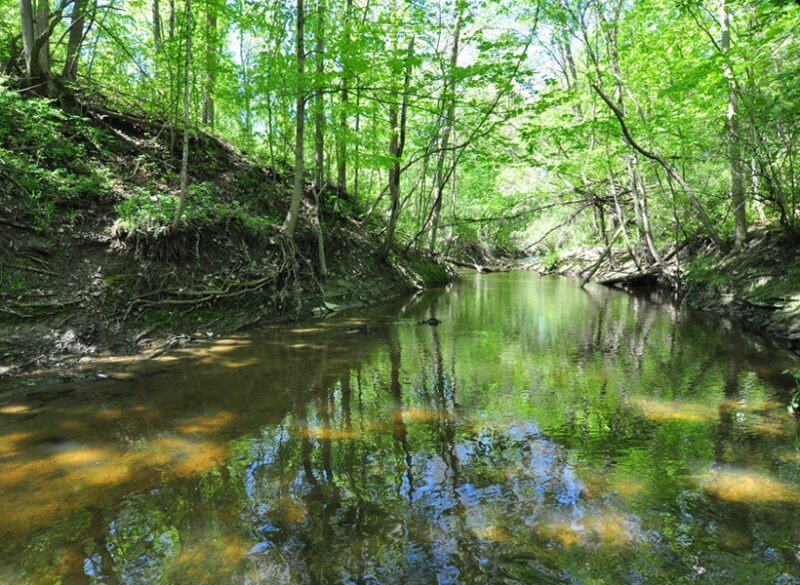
[[19, 0, 37, 78], [353, 82, 362, 199], [630, 157, 663, 265], [313, 0, 327, 275], [336, 0, 353, 193], [19, 0, 61, 95], [168, 0, 175, 39], [202, 0, 217, 127], [63, 0, 86, 81], [313, 0, 325, 192], [35, 0, 51, 81], [609, 167, 640, 270], [152, 0, 162, 52], [382, 36, 415, 256], [721, 0, 747, 247], [384, 102, 400, 254], [429, 6, 463, 254], [283, 0, 306, 240], [593, 83, 724, 249], [173, 0, 192, 227], [238, 23, 253, 146]]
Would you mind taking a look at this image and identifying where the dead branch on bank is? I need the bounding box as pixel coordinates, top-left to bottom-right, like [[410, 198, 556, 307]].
[[579, 223, 625, 288]]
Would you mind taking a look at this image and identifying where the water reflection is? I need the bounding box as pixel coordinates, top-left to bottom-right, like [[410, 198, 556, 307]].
[[1, 273, 800, 584]]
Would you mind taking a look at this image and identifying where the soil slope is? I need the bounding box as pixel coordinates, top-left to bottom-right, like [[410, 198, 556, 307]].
[[0, 93, 452, 376], [680, 230, 800, 344]]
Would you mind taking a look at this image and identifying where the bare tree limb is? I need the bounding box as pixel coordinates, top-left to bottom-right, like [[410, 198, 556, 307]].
[[591, 83, 724, 249]]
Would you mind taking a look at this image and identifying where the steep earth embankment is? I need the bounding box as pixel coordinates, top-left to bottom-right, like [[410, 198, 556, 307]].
[[0, 92, 452, 376], [680, 230, 800, 344]]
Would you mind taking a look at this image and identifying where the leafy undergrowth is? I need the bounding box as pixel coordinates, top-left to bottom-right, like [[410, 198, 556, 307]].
[[0, 85, 452, 376]]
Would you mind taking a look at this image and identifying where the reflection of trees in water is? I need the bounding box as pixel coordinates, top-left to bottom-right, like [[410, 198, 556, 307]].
[[225, 318, 602, 583], [16, 274, 800, 584]]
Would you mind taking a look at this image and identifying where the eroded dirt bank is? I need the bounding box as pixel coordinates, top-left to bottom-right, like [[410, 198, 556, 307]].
[[0, 99, 453, 378]]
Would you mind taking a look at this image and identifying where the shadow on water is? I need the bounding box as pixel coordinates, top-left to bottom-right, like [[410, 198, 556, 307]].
[[2, 273, 800, 584]]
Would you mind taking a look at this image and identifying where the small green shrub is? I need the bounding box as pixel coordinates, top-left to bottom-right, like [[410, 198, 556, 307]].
[[682, 256, 727, 287], [114, 183, 277, 234], [115, 189, 179, 229], [26, 191, 56, 231], [409, 256, 454, 287]]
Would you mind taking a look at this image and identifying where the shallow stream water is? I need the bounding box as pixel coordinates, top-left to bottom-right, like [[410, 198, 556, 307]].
[[2, 272, 800, 584]]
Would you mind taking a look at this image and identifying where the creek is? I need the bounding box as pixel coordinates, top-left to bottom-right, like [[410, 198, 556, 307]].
[[1, 272, 800, 584]]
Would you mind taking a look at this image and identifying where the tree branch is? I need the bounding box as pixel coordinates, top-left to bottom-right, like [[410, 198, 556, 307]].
[[591, 82, 724, 249]]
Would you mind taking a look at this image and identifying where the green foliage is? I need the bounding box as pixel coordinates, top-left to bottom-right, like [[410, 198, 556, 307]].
[[0, 81, 114, 214], [115, 189, 179, 229], [114, 182, 277, 234], [682, 255, 728, 288], [3, 0, 799, 259], [407, 255, 453, 287], [25, 190, 56, 231]]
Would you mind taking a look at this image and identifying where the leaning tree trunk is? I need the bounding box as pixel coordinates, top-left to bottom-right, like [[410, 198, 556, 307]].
[[429, 5, 463, 254], [593, 83, 724, 249]]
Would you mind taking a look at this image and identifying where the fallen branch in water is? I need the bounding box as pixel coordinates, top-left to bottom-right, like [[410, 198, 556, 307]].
[[579, 224, 625, 288]]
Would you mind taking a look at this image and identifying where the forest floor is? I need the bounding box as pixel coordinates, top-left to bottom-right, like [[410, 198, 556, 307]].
[[529, 227, 800, 350], [0, 93, 453, 378]]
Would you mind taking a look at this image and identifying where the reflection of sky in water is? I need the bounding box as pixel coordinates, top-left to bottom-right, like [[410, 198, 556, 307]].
[[236, 413, 638, 584]]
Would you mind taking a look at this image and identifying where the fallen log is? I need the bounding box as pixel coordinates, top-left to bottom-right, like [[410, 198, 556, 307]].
[[598, 268, 663, 288], [445, 258, 514, 273]]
